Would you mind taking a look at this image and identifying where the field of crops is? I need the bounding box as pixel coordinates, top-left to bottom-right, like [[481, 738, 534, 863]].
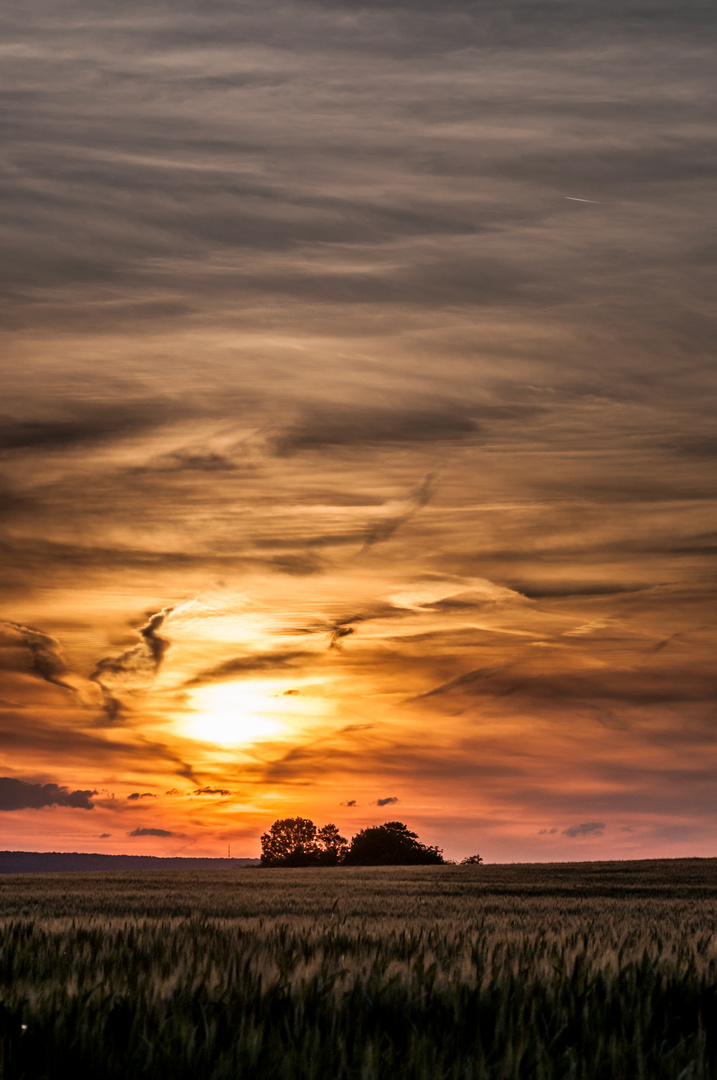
[[1, 859, 717, 1079]]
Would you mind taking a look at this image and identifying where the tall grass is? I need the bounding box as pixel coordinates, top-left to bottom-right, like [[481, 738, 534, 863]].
[[1, 861, 717, 1078]]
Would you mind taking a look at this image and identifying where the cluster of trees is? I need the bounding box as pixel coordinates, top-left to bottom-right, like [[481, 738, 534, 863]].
[[260, 817, 482, 867]]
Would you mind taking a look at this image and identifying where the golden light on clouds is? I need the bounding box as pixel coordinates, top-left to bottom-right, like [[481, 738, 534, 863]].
[[0, 0, 715, 861]]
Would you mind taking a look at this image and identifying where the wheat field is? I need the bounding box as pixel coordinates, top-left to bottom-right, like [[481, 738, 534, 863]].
[[1, 860, 717, 1078]]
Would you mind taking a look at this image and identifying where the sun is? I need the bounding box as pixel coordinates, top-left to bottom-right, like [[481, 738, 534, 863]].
[[183, 681, 285, 745]]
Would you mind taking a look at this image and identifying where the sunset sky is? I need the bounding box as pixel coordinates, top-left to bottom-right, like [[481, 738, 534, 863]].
[[1, 0, 715, 862]]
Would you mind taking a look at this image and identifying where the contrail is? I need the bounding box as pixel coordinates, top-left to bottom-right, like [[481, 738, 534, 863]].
[[564, 196, 600, 203]]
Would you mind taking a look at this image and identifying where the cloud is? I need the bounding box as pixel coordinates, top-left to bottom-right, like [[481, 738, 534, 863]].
[[128, 827, 184, 838], [0, 620, 76, 694], [182, 649, 313, 689], [412, 660, 717, 711], [1, 0, 716, 862], [127, 792, 156, 800], [341, 799, 357, 807], [135, 447, 240, 473], [99, 833, 111, 838], [0, 710, 199, 785], [321, 603, 407, 649], [274, 406, 477, 455], [267, 553, 325, 576], [0, 400, 192, 453], [562, 822, 605, 838], [538, 827, 558, 835], [192, 787, 232, 796], [90, 605, 175, 721], [0, 776, 96, 811], [362, 474, 435, 550], [375, 796, 399, 806], [328, 620, 360, 650]]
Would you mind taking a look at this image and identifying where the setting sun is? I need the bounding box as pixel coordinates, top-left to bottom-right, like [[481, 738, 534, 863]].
[[182, 683, 287, 745]]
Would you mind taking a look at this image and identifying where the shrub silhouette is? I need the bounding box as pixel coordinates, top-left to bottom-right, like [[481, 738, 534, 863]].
[[343, 821, 445, 866]]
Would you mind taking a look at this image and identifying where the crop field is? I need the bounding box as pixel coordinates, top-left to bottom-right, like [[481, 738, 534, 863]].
[[1, 860, 717, 1079]]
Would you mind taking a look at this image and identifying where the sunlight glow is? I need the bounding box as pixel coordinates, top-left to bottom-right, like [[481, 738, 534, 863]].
[[184, 682, 286, 745]]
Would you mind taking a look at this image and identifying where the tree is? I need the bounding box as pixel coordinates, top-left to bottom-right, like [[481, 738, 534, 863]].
[[316, 823, 348, 866], [260, 817, 319, 867], [342, 821, 445, 866], [460, 854, 483, 865]]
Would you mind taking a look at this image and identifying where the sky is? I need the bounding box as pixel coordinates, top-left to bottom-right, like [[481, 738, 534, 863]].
[[0, 0, 715, 862]]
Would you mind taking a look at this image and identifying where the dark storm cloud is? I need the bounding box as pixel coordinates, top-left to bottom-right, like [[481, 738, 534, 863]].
[[0, 776, 96, 811], [128, 827, 183, 838]]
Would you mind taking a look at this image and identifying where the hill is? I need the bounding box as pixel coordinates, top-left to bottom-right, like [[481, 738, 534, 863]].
[[0, 850, 260, 873]]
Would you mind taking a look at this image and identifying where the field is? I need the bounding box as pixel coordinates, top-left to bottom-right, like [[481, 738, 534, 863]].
[[2, 860, 717, 1079]]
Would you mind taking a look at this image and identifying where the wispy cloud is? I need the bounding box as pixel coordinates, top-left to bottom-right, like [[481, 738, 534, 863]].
[[362, 475, 435, 551], [182, 650, 313, 689], [0, 620, 76, 694], [90, 605, 175, 721]]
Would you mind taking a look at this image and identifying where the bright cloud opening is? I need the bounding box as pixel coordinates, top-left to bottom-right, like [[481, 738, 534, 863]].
[[183, 682, 286, 746]]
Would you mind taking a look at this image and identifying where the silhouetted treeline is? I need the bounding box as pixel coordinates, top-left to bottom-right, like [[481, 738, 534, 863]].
[[0, 852, 260, 874], [260, 819, 447, 867]]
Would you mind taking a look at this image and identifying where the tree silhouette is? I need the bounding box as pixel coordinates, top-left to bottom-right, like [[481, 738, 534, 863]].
[[342, 821, 445, 866], [259, 817, 319, 867], [316, 823, 348, 865], [460, 854, 483, 865]]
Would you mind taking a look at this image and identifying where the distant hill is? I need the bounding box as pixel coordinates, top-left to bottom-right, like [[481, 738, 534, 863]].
[[0, 851, 260, 874]]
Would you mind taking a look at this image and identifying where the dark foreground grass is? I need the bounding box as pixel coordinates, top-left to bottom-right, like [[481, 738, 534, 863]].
[[1, 859, 717, 1079]]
